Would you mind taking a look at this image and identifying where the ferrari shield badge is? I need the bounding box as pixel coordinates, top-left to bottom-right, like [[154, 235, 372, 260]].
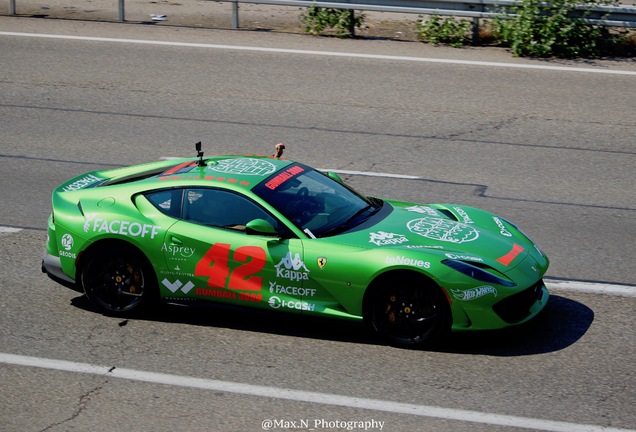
[[317, 257, 327, 269]]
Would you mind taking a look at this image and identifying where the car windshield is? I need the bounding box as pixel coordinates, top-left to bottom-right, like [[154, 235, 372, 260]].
[[252, 164, 381, 238]]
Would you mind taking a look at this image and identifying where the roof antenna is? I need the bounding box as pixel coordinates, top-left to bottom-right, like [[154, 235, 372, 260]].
[[195, 141, 205, 166]]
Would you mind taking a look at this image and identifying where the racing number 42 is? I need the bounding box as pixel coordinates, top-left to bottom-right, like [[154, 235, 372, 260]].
[[195, 243, 266, 291]]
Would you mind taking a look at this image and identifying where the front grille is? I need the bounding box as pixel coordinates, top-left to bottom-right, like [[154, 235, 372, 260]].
[[493, 280, 544, 324]]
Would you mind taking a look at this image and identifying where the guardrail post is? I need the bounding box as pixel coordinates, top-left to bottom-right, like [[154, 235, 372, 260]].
[[9, 0, 16, 15], [119, 0, 125, 21], [232, 0, 240, 28], [471, 17, 480, 45]]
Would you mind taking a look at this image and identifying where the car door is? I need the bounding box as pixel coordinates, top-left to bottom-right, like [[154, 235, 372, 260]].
[[158, 187, 308, 314]]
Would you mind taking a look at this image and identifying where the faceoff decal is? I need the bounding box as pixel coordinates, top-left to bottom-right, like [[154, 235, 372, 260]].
[[407, 217, 479, 244], [84, 213, 161, 239]]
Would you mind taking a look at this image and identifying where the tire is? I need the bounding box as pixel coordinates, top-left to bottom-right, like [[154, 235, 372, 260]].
[[80, 244, 157, 316], [367, 274, 449, 348]]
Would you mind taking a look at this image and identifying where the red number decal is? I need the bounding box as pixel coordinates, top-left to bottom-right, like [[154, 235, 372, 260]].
[[229, 246, 266, 291], [195, 243, 231, 288], [195, 243, 266, 291]]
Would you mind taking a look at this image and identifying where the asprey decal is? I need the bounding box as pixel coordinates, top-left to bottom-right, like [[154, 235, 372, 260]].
[[407, 217, 479, 244]]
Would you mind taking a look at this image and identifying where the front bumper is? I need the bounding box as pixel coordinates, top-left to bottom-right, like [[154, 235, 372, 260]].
[[42, 252, 76, 289]]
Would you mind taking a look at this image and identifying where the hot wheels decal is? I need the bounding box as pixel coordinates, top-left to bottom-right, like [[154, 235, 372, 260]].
[[208, 158, 277, 176], [369, 231, 409, 246], [407, 217, 479, 244], [451, 286, 498, 301]]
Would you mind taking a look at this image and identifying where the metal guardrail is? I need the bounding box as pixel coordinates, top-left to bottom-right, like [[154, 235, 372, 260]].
[[6, 0, 636, 30]]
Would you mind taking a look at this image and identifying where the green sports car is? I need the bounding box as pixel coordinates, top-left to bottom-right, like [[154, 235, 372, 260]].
[[42, 144, 549, 347]]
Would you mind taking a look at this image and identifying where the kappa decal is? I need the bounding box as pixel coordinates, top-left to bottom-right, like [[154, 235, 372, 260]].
[[369, 231, 409, 246], [407, 217, 479, 244], [208, 158, 277, 176], [452, 286, 498, 301], [275, 252, 310, 281]]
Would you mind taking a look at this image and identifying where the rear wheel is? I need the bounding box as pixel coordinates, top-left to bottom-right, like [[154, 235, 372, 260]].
[[81, 245, 156, 315], [367, 274, 449, 347]]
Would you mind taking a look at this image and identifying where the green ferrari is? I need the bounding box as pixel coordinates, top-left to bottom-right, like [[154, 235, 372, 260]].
[[43, 143, 549, 347]]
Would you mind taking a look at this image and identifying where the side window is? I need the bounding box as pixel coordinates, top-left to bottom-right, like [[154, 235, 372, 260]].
[[144, 189, 183, 218], [184, 188, 284, 233]]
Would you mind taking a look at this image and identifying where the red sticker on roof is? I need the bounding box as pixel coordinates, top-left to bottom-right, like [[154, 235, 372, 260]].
[[162, 161, 197, 176], [264, 165, 304, 190], [496, 244, 524, 266]]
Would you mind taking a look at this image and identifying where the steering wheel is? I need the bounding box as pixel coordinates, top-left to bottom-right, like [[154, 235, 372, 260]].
[[297, 187, 309, 199]]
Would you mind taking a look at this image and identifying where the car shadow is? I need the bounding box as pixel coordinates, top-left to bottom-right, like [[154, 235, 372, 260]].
[[70, 294, 592, 355]]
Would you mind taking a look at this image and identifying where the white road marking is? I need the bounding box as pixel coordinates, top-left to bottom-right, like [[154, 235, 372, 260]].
[[545, 279, 635, 298], [2, 32, 636, 76], [0, 353, 633, 432], [0, 226, 22, 233]]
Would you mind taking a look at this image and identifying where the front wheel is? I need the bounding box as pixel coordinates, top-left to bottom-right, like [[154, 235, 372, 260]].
[[367, 275, 449, 347], [81, 245, 156, 316]]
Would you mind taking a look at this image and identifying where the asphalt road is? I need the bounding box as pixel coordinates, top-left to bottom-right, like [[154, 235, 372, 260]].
[[1, 16, 635, 432]]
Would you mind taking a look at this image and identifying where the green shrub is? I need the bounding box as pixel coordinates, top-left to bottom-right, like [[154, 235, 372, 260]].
[[416, 15, 474, 47], [492, 0, 619, 58], [301, 6, 365, 38]]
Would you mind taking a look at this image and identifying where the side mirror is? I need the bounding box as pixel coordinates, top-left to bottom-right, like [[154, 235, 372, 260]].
[[245, 219, 278, 236], [326, 171, 343, 183]]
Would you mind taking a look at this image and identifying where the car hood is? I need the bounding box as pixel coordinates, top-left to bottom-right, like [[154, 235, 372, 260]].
[[329, 200, 546, 274]]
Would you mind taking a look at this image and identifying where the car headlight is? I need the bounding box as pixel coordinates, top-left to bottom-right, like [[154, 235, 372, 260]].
[[442, 259, 516, 287]]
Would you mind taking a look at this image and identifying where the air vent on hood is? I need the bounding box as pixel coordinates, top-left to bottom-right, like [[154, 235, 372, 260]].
[[438, 209, 458, 221]]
